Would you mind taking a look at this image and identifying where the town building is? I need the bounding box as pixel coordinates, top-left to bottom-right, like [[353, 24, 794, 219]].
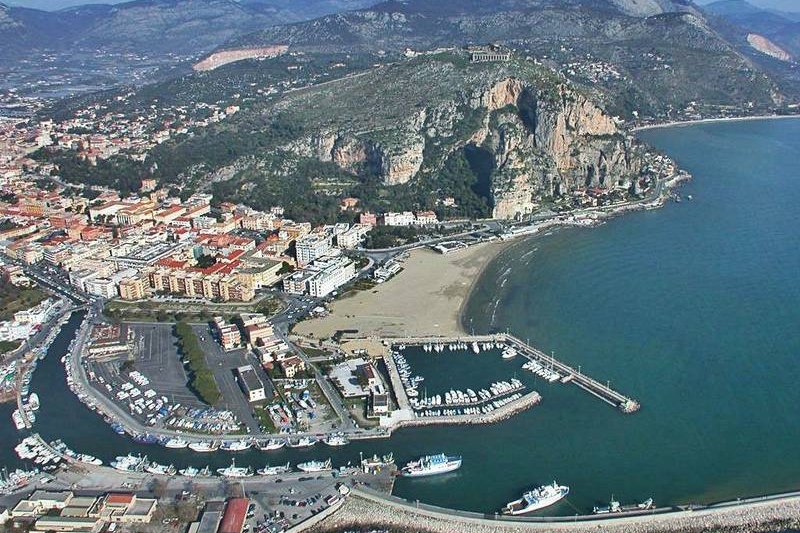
[[235, 364, 267, 402], [295, 233, 332, 267], [212, 317, 241, 351]]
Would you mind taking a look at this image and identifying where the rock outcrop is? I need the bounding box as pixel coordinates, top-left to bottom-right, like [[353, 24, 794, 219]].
[[281, 61, 643, 218], [194, 46, 289, 72], [746, 34, 792, 62]]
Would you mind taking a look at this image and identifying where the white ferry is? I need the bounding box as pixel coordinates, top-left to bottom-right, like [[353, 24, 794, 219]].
[[503, 481, 569, 515], [297, 459, 332, 473], [217, 460, 253, 478], [401, 453, 462, 477], [188, 441, 220, 453], [164, 438, 189, 449], [257, 462, 291, 476]]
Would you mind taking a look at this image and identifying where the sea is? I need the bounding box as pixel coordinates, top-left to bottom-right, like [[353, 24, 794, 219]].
[[2, 117, 800, 519]]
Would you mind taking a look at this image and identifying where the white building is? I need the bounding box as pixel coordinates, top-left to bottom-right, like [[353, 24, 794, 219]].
[[283, 256, 356, 298], [383, 211, 415, 226], [295, 233, 332, 267], [236, 365, 266, 402], [337, 224, 372, 250]]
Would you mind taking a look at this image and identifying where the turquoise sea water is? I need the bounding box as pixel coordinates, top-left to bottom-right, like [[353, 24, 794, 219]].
[[2, 118, 800, 516]]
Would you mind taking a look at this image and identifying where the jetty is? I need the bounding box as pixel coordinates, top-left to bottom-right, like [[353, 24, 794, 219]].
[[377, 333, 639, 414]]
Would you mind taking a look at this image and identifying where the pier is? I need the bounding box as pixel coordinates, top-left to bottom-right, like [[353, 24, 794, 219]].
[[375, 333, 639, 414]]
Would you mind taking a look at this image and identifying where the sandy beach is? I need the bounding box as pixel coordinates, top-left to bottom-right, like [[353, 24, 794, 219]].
[[294, 242, 507, 339], [632, 114, 800, 131]]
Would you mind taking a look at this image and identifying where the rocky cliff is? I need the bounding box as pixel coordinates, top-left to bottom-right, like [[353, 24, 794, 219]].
[[268, 54, 646, 218]]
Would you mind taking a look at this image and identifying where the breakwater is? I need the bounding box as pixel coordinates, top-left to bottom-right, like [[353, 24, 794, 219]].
[[311, 489, 800, 533]]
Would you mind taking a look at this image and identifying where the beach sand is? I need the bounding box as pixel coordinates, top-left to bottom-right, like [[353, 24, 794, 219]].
[[294, 243, 506, 339]]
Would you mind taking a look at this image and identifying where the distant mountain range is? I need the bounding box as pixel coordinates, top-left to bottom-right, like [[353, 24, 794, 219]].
[[704, 0, 799, 58], [0, 0, 377, 58]]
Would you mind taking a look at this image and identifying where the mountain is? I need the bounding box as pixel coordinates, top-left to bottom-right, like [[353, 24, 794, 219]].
[[704, 0, 800, 58], [0, 0, 377, 58], [220, 0, 785, 116]]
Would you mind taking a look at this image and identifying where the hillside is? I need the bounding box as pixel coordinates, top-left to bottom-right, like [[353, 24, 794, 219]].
[[37, 53, 662, 221], [704, 0, 800, 58], [222, 0, 786, 116], [0, 0, 377, 58]]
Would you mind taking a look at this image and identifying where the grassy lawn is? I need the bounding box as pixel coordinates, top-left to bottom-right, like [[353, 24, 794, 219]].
[[0, 340, 21, 354], [0, 282, 48, 321], [252, 405, 277, 433], [301, 346, 331, 359]]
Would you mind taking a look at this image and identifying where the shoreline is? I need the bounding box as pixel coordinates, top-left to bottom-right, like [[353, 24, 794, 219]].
[[632, 113, 800, 132], [295, 242, 511, 339]]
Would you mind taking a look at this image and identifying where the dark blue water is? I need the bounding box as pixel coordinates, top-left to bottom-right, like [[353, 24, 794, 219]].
[[2, 118, 800, 517]]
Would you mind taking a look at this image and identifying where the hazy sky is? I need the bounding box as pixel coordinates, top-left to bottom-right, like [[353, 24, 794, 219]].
[[7, 0, 800, 12]]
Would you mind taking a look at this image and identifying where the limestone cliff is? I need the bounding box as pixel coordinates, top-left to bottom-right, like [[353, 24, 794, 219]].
[[274, 55, 646, 219]]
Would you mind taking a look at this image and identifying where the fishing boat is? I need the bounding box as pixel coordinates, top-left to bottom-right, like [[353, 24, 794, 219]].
[[220, 439, 252, 452], [323, 433, 349, 446], [179, 466, 200, 477], [164, 438, 189, 449], [146, 462, 177, 476], [256, 439, 286, 451], [188, 441, 220, 453], [288, 436, 316, 448], [216, 460, 253, 478], [257, 462, 291, 476], [297, 459, 332, 473]]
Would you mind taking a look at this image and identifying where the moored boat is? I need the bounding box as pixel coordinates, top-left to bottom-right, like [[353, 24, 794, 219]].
[[216, 459, 253, 478], [401, 453, 461, 477], [257, 462, 291, 476], [188, 441, 220, 453], [297, 459, 332, 473], [164, 438, 189, 449], [256, 439, 286, 451], [503, 481, 569, 515]]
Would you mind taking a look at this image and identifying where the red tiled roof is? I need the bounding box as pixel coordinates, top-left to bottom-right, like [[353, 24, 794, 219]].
[[105, 493, 134, 505], [218, 498, 249, 533]]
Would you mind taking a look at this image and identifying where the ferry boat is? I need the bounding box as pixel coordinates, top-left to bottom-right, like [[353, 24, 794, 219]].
[[256, 439, 286, 451], [297, 459, 332, 473], [323, 434, 349, 446], [179, 466, 200, 477], [164, 438, 189, 449], [400, 453, 462, 477], [288, 436, 316, 448], [217, 460, 253, 478], [188, 441, 220, 453], [503, 481, 569, 515], [257, 462, 291, 476], [220, 439, 252, 452]]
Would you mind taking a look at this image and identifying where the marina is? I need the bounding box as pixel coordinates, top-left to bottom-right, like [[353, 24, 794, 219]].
[[382, 333, 639, 421]]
